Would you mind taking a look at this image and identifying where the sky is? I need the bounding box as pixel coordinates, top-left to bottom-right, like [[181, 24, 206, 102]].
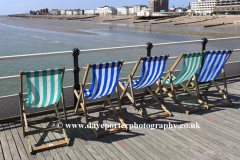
[[0, 0, 191, 15]]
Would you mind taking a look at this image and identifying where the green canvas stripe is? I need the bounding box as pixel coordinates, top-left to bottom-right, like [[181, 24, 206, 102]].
[[173, 52, 202, 85], [26, 71, 32, 107], [56, 68, 62, 103], [33, 71, 40, 108], [42, 70, 48, 107], [48, 69, 55, 106]]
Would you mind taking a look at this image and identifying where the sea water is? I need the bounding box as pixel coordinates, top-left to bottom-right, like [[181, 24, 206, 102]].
[[0, 16, 239, 96]]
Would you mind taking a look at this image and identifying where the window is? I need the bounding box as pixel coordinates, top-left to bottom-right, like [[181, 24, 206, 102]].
[[238, 7, 239, 10], [232, 7, 234, 10], [222, 8, 224, 10], [227, 8, 229, 10], [218, 8, 219, 11]]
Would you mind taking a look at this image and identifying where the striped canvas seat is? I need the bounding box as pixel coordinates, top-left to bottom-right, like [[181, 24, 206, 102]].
[[83, 61, 122, 99], [122, 55, 168, 89], [198, 50, 232, 82], [19, 67, 68, 153], [158, 51, 208, 114], [25, 68, 63, 108], [119, 55, 171, 121], [75, 60, 128, 138], [172, 52, 203, 85]]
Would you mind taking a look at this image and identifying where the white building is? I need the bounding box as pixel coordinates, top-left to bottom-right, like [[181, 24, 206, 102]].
[[60, 10, 66, 15], [191, 0, 217, 15], [84, 9, 96, 15], [96, 6, 117, 15], [133, 5, 148, 14], [66, 10, 73, 15], [129, 7, 134, 15], [117, 6, 129, 15]]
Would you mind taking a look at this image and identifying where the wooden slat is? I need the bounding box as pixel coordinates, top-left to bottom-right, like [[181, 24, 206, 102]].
[[88, 113, 121, 122], [25, 126, 59, 136], [0, 124, 12, 160], [27, 115, 56, 123], [7, 122, 29, 160], [2, 123, 21, 160], [13, 122, 37, 159]]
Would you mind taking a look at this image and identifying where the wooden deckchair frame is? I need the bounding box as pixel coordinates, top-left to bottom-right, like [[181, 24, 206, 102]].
[[186, 50, 233, 107], [156, 53, 209, 114], [74, 60, 128, 138], [18, 66, 69, 154], [119, 56, 171, 122]]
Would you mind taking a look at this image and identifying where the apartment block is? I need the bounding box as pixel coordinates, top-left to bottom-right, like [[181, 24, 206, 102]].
[[214, 0, 240, 14], [191, 0, 216, 15]]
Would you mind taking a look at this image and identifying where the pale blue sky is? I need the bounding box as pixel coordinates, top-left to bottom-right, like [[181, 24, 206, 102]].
[[0, 0, 191, 15]]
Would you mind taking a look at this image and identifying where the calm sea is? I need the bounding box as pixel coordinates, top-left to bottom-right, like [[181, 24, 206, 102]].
[[0, 16, 240, 96]]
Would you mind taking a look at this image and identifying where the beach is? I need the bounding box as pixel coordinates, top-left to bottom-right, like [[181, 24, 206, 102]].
[[6, 14, 240, 38]]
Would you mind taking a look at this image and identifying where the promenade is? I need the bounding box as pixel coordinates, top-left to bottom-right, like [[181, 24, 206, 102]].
[[1, 76, 240, 159]]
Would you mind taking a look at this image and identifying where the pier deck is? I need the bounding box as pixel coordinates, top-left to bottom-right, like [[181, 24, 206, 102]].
[[1, 76, 240, 160]]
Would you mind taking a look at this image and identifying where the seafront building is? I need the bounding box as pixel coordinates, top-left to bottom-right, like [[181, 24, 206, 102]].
[[96, 6, 117, 15], [214, 0, 240, 14], [84, 9, 96, 15], [148, 0, 169, 12], [191, 0, 217, 15], [117, 6, 130, 15]]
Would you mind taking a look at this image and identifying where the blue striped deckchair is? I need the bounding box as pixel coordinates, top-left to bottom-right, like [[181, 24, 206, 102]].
[[19, 67, 69, 153], [119, 55, 171, 122], [195, 50, 233, 107], [157, 52, 209, 114], [74, 60, 128, 138]]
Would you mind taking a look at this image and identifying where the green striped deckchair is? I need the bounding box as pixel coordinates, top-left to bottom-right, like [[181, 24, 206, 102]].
[[19, 67, 69, 153], [157, 52, 209, 114]]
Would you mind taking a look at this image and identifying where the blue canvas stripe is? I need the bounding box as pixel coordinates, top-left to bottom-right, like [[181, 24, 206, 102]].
[[198, 50, 231, 82], [84, 61, 121, 99]]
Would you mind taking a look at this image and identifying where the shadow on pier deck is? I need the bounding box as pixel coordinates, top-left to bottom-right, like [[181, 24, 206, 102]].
[[0, 76, 240, 160]]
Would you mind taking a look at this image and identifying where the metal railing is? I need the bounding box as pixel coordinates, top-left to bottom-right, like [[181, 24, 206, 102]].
[[1, 37, 240, 82], [1, 36, 240, 105]]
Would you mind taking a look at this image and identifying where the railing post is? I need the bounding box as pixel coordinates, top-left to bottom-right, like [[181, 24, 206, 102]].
[[72, 48, 80, 107], [202, 37, 208, 51], [146, 42, 153, 57]]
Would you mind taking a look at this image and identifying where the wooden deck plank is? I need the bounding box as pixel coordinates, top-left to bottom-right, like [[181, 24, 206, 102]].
[[35, 116, 63, 160], [93, 109, 168, 158], [120, 102, 199, 159], [37, 118, 70, 160], [7, 122, 29, 160], [29, 118, 54, 160], [13, 121, 38, 160], [102, 109, 178, 160], [118, 106, 187, 159], [0, 124, 13, 160], [86, 111, 147, 160], [2, 123, 20, 160], [143, 100, 238, 159], [46, 118, 86, 160], [69, 115, 121, 160], [0, 135, 5, 160], [80, 110, 138, 160], [68, 116, 115, 160]]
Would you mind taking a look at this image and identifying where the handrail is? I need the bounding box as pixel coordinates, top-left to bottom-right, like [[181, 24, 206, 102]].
[[1, 37, 240, 61], [0, 54, 239, 81]]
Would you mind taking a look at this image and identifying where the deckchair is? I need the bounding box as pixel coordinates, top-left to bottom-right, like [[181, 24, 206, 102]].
[[157, 52, 209, 114], [187, 50, 233, 107], [74, 60, 128, 138], [119, 55, 171, 122], [18, 67, 69, 153]]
